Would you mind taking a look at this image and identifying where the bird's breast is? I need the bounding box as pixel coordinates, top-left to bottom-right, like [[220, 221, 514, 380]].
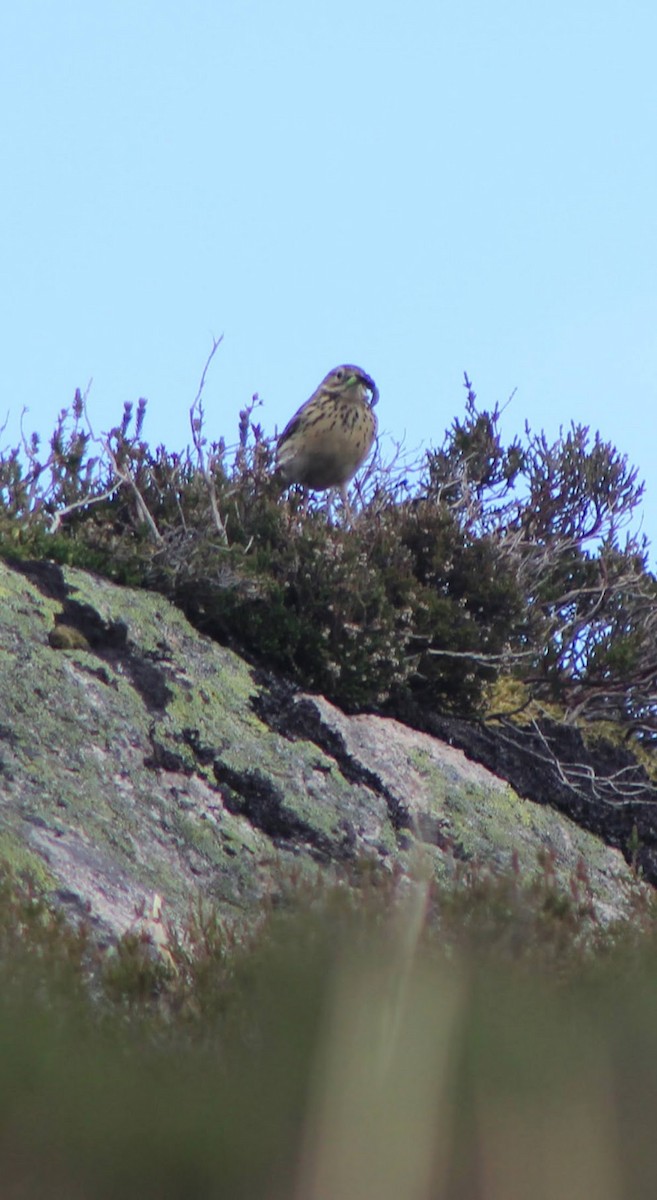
[[277, 398, 377, 489]]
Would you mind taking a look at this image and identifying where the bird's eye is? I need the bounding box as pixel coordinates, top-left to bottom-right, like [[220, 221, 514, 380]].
[[335, 369, 344, 380]]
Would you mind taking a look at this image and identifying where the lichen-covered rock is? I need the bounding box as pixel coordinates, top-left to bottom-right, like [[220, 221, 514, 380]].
[[0, 558, 647, 941]]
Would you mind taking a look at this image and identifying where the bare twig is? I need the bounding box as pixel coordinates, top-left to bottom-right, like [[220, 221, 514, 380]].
[[426, 647, 534, 665], [189, 335, 228, 544], [103, 436, 164, 545], [48, 482, 122, 534]]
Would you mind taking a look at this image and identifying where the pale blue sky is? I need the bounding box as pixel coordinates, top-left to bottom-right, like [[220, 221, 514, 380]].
[[2, 1, 656, 550]]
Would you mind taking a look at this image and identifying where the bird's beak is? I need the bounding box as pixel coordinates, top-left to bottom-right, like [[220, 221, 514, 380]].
[[361, 373, 379, 407]]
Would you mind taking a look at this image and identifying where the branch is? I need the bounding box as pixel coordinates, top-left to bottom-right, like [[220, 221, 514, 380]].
[[189, 336, 228, 545], [48, 481, 122, 534], [103, 437, 164, 545]]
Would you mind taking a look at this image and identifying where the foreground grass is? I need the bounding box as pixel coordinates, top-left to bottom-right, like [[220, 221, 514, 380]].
[[1, 866, 657, 1199]]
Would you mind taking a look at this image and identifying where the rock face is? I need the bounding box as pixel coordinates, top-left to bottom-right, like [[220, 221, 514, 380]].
[[0, 558, 647, 941]]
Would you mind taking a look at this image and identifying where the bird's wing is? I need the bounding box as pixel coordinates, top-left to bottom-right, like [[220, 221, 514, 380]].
[[276, 408, 305, 448]]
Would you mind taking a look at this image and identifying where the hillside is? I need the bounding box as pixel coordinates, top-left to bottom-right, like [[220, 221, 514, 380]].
[[2, 378, 656, 914], [0, 554, 649, 939], [3, 386, 657, 1199]]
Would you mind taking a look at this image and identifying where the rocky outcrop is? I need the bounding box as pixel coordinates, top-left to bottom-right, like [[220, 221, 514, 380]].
[[0, 558, 648, 941]]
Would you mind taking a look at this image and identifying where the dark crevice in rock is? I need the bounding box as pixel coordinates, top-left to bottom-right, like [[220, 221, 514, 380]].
[[76, 664, 115, 688], [55, 600, 129, 651], [390, 696, 657, 885], [53, 888, 92, 915], [6, 558, 173, 712], [252, 673, 413, 834], [0, 724, 19, 778], [212, 759, 341, 862], [6, 557, 70, 602], [0, 724, 19, 749], [118, 652, 173, 712], [53, 601, 173, 711], [144, 730, 193, 775], [179, 728, 221, 767]]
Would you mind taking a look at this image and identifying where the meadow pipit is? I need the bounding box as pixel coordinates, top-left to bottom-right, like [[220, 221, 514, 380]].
[[276, 364, 379, 506]]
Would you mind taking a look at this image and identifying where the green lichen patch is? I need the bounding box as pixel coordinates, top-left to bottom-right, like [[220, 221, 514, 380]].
[[0, 831, 55, 890]]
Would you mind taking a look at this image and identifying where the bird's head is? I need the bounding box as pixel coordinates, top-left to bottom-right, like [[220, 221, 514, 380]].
[[322, 364, 379, 408]]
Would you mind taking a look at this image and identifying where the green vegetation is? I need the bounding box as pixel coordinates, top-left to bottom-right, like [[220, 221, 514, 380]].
[[1, 370, 654, 737], [0, 863, 656, 1199], [2, 363, 657, 1194]]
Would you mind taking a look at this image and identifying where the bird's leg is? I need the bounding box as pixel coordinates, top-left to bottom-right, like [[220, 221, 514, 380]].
[[339, 485, 352, 524], [323, 490, 335, 524]]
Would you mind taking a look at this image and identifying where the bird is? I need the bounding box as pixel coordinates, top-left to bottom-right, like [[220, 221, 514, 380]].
[[276, 364, 379, 508]]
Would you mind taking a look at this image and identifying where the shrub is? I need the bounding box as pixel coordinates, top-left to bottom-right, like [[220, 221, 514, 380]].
[[1, 360, 654, 734]]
